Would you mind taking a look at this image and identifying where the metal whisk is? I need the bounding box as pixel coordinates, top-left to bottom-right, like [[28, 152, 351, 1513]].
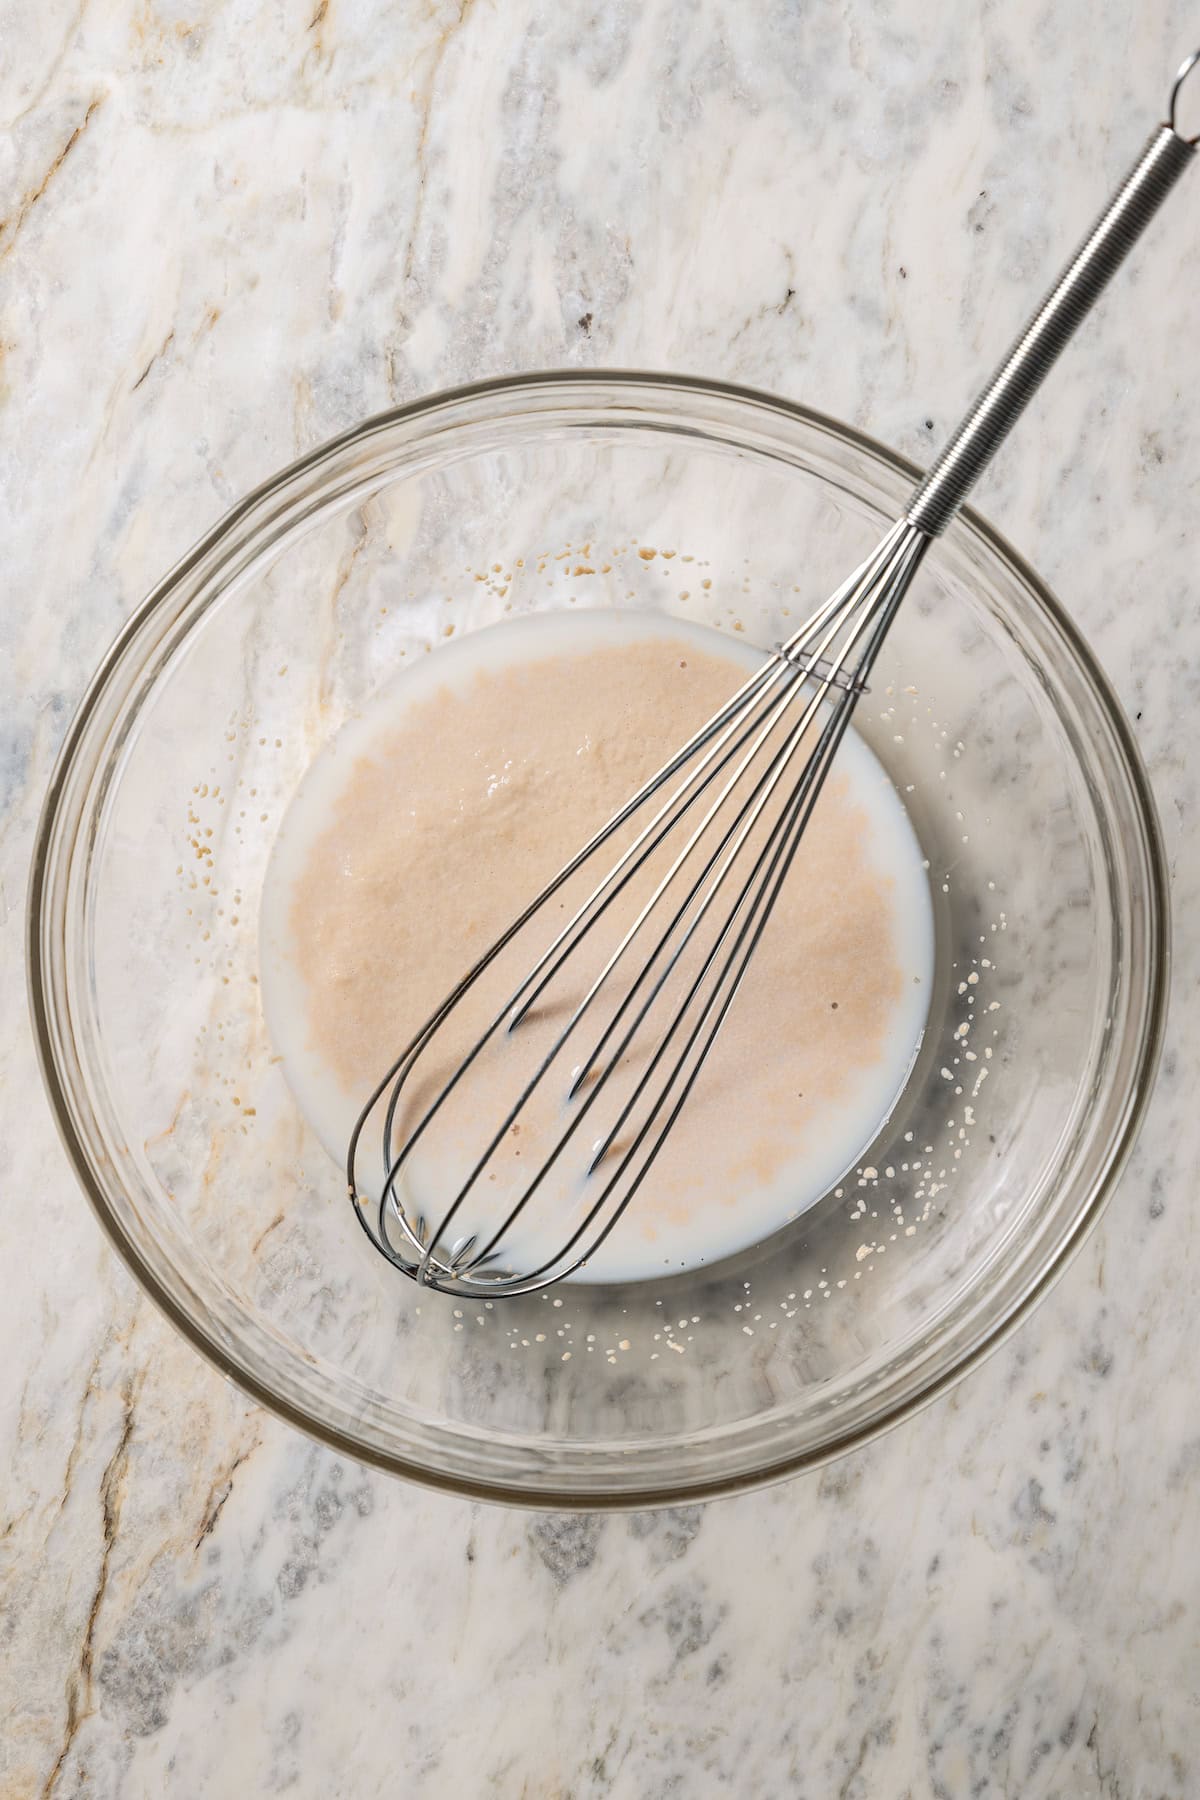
[[350, 52, 1198, 1296]]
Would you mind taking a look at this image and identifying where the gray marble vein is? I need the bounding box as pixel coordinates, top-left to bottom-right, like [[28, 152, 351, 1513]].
[[2, 1, 1199, 1794]]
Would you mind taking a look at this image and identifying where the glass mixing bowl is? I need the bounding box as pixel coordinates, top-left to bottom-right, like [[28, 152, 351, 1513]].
[[28, 373, 1168, 1506]]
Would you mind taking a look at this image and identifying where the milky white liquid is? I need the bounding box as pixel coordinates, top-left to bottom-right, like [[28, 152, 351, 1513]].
[[260, 610, 934, 1283]]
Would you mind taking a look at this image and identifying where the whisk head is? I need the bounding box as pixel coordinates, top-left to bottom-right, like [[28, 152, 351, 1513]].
[[348, 517, 929, 1295]]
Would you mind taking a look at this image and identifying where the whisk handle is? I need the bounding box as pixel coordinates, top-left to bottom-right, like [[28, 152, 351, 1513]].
[[907, 53, 1198, 538]]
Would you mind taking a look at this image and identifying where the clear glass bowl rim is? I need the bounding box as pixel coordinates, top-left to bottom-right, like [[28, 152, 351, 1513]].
[[27, 370, 1171, 1507]]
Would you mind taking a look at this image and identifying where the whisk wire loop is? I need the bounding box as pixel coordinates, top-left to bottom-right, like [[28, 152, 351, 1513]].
[[351, 522, 928, 1293]]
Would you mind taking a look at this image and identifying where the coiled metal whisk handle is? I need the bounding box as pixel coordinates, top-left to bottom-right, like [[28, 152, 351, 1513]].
[[907, 50, 1199, 538]]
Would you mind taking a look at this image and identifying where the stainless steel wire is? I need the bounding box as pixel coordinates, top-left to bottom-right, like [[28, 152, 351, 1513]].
[[348, 54, 1196, 1295]]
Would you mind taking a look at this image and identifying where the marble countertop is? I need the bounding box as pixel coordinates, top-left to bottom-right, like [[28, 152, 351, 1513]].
[[3, 2, 1199, 1793]]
